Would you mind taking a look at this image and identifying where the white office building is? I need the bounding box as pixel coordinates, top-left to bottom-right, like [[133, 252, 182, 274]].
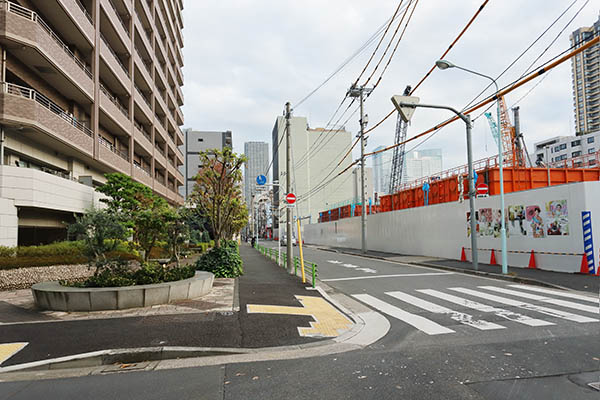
[[534, 131, 599, 166], [403, 149, 443, 183]]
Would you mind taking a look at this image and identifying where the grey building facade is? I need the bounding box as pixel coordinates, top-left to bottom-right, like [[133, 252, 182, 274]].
[[244, 142, 269, 206], [570, 15, 600, 135], [179, 129, 232, 199]]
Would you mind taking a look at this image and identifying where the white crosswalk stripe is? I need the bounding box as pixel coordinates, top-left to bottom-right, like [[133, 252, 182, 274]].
[[352, 294, 455, 335], [480, 286, 600, 315], [386, 291, 505, 331], [450, 287, 598, 323], [507, 284, 600, 304], [417, 289, 554, 327]]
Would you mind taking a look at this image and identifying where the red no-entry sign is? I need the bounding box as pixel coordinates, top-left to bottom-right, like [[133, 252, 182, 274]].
[[286, 193, 296, 204], [476, 183, 489, 196]]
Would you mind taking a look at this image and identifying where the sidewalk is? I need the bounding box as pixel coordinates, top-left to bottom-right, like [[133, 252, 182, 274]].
[[314, 246, 600, 294], [0, 243, 380, 374]]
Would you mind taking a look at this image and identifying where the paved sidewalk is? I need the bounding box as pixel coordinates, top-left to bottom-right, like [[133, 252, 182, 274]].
[[314, 246, 600, 294], [0, 244, 368, 372]]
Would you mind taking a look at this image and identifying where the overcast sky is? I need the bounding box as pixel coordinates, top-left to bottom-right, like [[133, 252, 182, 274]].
[[181, 0, 598, 175]]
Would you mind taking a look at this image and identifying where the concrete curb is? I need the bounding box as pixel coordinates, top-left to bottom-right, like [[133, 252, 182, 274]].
[[0, 278, 390, 381]]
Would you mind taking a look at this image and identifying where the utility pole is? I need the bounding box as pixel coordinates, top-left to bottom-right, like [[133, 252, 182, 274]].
[[347, 84, 373, 254], [285, 102, 293, 273]]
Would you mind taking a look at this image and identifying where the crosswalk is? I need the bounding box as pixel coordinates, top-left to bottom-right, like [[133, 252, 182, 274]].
[[353, 284, 599, 336]]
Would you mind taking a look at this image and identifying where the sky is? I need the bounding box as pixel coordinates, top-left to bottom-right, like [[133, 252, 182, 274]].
[[181, 0, 598, 178]]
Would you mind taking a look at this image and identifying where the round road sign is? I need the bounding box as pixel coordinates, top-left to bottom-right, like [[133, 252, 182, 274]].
[[286, 193, 296, 204], [476, 183, 489, 196], [256, 174, 267, 185]]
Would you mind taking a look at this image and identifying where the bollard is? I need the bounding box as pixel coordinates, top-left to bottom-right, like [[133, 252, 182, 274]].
[[312, 263, 317, 288]]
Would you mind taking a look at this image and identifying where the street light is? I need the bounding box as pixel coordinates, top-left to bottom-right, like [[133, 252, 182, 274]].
[[391, 95, 479, 271], [436, 59, 508, 275]]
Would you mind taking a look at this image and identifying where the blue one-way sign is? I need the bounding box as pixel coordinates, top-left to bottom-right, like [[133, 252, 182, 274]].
[[256, 174, 267, 185]]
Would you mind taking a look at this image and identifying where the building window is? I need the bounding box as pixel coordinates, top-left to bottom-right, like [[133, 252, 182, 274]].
[[572, 151, 581, 157], [198, 138, 204, 142], [588, 137, 595, 143], [560, 143, 567, 150], [571, 140, 581, 146], [589, 148, 596, 154]]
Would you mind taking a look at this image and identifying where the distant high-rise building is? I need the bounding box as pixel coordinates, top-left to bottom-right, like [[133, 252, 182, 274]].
[[272, 116, 353, 225], [244, 142, 269, 206], [179, 130, 232, 199], [352, 167, 374, 205], [403, 149, 443, 183], [570, 14, 600, 135], [372, 146, 392, 195]]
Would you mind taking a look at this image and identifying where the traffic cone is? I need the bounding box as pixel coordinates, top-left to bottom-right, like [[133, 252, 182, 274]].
[[580, 254, 589, 274], [460, 247, 467, 262], [490, 249, 497, 265], [528, 250, 536, 269]]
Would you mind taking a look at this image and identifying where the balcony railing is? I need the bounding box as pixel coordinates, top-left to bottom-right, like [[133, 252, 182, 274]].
[[134, 120, 152, 142], [2, 81, 93, 137], [135, 85, 152, 108], [135, 46, 152, 75], [75, 0, 93, 23], [134, 162, 151, 176], [100, 33, 130, 77], [107, 0, 129, 34], [99, 82, 129, 118], [4, 1, 92, 78], [99, 136, 129, 161]]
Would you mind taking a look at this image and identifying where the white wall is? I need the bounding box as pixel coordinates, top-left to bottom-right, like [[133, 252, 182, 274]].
[[0, 198, 18, 247], [304, 181, 600, 273]]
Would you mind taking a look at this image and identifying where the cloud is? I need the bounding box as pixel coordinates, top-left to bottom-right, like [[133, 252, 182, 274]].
[[182, 0, 598, 176]]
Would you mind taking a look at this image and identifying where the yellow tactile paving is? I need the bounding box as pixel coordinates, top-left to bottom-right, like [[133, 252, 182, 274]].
[[0, 342, 28, 365], [247, 295, 353, 337]]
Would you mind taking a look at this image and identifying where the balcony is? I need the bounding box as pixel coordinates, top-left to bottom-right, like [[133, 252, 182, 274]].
[[134, 85, 153, 120], [0, 1, 94, 101], [134, 48, 153, 86], [134, 13, 153, 60], [0, 82, 93, 155], [133, 163, 152, 187], [100, 33, 131, 89], [98, 136, 130, 174], [153, 179, 167, 197], [99, 83, 131, 133], [56, 0, 95, 44], [101, 0, 131, 49], [154, 147, 167, 169], [134, 121, 153, 155]]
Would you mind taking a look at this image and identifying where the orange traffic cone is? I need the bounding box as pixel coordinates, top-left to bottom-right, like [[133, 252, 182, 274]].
[[580, 254, 589, 274], [528, 250, 536, 269], [490, 249, 497, 265], [460, 247, 467, 262]]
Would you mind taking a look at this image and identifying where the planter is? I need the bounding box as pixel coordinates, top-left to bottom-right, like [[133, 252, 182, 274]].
[[31, 271, 214, 311]]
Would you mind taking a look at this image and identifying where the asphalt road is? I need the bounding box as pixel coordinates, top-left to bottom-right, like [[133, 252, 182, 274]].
[[2, 242, 599, 399]]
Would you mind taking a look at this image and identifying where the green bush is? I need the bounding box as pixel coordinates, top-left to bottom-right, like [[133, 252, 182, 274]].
[[195, 245, 243, 278], [0, 255, 87, 270], [15, 241, 85, 258], [71, 261, 196, 288], [0, 246, 16, 258]]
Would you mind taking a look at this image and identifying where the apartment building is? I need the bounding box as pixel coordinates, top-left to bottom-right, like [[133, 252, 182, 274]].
[[0, 0, 185, 246], [570, 14, 600, 135], [534, 131, 599, 167], [179, 129, 232, 199]]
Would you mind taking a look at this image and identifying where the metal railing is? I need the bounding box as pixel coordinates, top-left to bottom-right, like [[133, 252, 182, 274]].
[[255, 243, 318, 288], [100, 33, 130, 77], [4, 1, 92, 78], [107, 0, 129, 34], [135, 85, 152, 108], [2, 82, 93, 137], [548, 150, 600, 169], [99, 136, 129, 161], [134, 162, 151, 176], [99, 82, 129, 118], [75, 0, 93, 23], [135, 47, 152, 75], [134, 119, 152, 142]]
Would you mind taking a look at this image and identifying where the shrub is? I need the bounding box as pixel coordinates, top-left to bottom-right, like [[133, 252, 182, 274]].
[[0, 255, 87, 270], [15, 241, 85, 258], [195, 245, 243, 278], [0, 246, 16, 258]]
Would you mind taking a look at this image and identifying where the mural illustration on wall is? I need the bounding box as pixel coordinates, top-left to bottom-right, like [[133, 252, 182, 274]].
[[546, 200, 569, 236], [466, 200, 569, 239]]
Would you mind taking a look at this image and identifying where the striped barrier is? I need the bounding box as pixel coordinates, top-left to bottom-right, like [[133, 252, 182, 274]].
[[581, 211, 596, 275], [462, 247, 585, 256]]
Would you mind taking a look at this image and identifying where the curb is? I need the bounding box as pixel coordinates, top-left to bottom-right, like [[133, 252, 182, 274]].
[[0, 280, 389, 381]]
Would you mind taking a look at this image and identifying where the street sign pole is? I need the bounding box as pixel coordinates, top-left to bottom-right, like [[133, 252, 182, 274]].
[[285, 102, 293, 274]]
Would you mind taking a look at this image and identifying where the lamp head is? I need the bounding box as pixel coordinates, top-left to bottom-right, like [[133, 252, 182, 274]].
[[435, 59, 455, 70]]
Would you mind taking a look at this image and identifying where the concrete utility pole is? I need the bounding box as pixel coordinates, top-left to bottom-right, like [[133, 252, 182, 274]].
[[347, 84, 373, 254], [285, 102, 293, 274]]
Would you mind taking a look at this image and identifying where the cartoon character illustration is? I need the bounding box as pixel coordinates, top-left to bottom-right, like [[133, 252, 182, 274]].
[[527, 206, 545, 238], [508, 205, 526, 236], [479, 208, 493, 237], [546, 200, 569, 236]]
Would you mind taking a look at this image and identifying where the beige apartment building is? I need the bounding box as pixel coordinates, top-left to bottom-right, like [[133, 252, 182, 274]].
[[0, 0, 184, 246]]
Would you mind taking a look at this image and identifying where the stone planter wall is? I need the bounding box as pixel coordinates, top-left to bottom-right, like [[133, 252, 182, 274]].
[[32, 271, 214, 311]]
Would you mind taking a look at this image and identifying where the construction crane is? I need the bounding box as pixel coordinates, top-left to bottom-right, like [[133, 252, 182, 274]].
[[388, 85, 411, 194], [484, 96, 530, 167]]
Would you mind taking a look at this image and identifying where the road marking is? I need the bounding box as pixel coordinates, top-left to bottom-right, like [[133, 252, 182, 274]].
[[479, 286, 599, 314], [418, 289, 554, 327], [342, 263, 359, 268], [386, 291, 505, 331], [507, 284, 600, 304], [352, 294, 454, 335], [449, 287, 598, 323], [247, 295, 353, 337], [327, 260, 343, 264], [322, 272, 454, 282], [0, 342, 28, 365]]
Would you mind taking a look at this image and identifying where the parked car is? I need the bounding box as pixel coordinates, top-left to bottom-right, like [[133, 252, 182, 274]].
[[280, 235, 297, 246]]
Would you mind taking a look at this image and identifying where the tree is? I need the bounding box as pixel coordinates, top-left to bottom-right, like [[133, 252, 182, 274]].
[[134, 198, 174, 261], [68, 207, 128, 268], [166, 207, 190, 264], [190, 148, 247, 248]]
